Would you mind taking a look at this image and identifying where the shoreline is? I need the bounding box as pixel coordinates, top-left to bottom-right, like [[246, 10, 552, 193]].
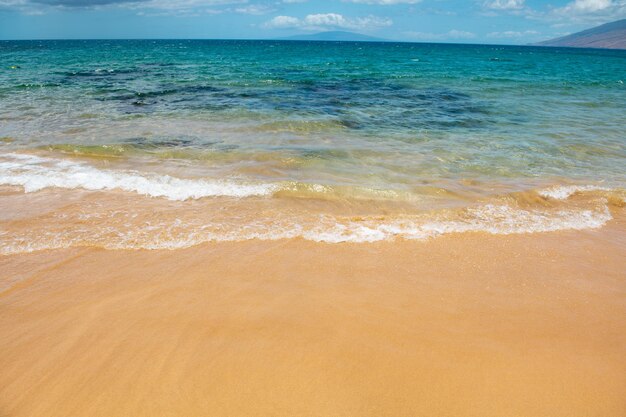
[[1, 220, 625, 416], [2, 38, 625, 417]]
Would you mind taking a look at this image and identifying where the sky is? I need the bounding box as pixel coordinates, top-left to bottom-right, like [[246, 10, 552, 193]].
[[0, 0, 624, 43]]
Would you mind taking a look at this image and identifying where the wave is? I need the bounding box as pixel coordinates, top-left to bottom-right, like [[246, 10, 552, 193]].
[[0, 152, 622, 254], [0, 153, 278, 200], [0, 201, 613, 255], [539, 185, 613, 200], [0, 152, 449, 203]]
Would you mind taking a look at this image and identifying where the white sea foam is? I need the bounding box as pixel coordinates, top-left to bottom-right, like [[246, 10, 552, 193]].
[[0, 153, 278, 200], [0, 153, 618, 254], [301, 204, 612, 243], [538, 185, 611, 200], [0, 203, 613, 254]]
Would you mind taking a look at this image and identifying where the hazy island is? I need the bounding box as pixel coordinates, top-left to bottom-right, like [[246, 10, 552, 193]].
[[535, 19, 626, 50]]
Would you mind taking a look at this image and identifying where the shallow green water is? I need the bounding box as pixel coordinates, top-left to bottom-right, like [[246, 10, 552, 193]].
[[0, 40, 625, 251], [1, 40, 624, 194]]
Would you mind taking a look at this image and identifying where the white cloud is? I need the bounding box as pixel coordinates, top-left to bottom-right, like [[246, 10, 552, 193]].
[[483, 0, 525, 10], [263, 13, 392, 31], [487, 29, 539, 37], [343, 0, 421, 4], [0, 0, 46, 14], [234, 4, 274, 14], [481, 0, 626, 24], [137, 0, 244, 10], [264, 15, 299, 27], [549, 0, 626, 23], [0, 0, 247, 14], [404, 29, 476, 40], [0, 0, 26, 6], [553, 0, 621, 15], [562, 0, 613, 12]]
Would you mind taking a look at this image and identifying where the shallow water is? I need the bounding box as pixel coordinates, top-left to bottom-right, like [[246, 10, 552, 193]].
[[0, 40, 625, 252]]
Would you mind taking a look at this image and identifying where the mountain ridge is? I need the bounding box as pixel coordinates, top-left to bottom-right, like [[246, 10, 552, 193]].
[[535, 19, 626, 50]]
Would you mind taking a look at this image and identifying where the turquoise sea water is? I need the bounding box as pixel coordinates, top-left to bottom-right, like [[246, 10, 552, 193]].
[[0, 40, 625, 251]]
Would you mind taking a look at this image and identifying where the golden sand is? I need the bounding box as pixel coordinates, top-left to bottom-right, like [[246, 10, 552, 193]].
[[1, 217, 625, 417]]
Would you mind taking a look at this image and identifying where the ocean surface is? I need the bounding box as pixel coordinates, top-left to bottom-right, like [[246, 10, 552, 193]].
[[0, 40, 625, 253]]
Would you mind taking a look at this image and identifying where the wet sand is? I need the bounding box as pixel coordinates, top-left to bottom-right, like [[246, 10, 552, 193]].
[[1, 219, 625, 416]]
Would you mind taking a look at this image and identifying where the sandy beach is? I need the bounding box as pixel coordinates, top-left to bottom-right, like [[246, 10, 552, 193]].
[[1, 213, 625, 417], [1, 37, 625, 417]]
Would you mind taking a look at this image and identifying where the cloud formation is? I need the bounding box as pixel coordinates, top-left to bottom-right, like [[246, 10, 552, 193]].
[[31, 0, 143, 5], [481, 0, 625, 24], [562, 0, 613, 12], [487, 29, 538, 37], [2, 0, 625, 42], [0, 0, 244, 10], [553, 0, 623, 15], [263, 12, 392, 31], [483, 0, 525, 10], [234, 4, 274, 14], [343, 0, 420, 4], [547, 0, 626, 23]]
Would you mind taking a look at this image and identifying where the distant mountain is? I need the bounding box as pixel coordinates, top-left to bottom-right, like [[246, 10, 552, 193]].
[[535, 19, 626, 50], [277, 31, 387, 42]]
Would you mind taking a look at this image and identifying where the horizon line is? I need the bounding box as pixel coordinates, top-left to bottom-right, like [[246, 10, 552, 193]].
[[0, 37, 545, 48]]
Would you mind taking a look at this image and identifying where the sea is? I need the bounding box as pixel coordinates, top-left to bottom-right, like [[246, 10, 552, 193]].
[[0, 40, 624, 253]]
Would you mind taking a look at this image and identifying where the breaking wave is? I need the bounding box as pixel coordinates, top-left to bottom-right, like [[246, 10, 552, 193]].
[[0, 153, 622, 255], [0, 153, 278, 200], [0, 202, 614, 255]]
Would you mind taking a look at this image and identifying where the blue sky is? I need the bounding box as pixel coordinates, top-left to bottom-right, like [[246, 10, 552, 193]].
[[0, 0, 624, 43]]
